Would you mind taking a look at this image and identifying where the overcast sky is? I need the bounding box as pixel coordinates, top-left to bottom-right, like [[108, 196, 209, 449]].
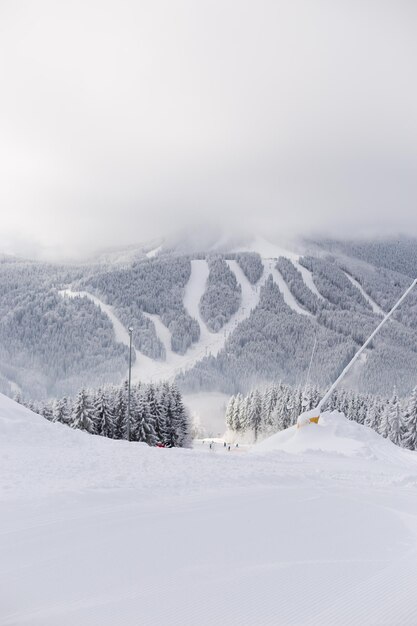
[[1, 0, 416, 259]]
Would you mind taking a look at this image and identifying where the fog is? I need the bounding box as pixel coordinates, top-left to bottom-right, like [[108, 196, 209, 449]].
[[1, 0, 416, 259]]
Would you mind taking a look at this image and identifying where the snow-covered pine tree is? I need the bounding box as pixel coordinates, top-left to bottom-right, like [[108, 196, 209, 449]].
[[170, 384, 192, 448], [233, 393, 244, 431], [52, 396, 70, 425], [71, 388, 95, 433], [402, 386, 417, 451], [136, 394, 157, 445], [247, 389, 263, 441], [379, 395, 391, 438], [41, 401, 54, 422], [225, 395, 236, 431], [156, 382, 172, 446], [113, 386, 127, 439], [387, 388, 403, 446], [93, 388, 115, 438], [364, 397, 381, 431]]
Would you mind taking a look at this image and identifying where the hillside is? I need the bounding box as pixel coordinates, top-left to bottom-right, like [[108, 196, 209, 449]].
[[2, 394, 417, 625], [1, 236, 417, 401]]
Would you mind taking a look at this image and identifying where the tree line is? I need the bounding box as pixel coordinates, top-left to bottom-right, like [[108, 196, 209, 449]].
[[225, 382, 417, 450], [18, 381, 192, 448]]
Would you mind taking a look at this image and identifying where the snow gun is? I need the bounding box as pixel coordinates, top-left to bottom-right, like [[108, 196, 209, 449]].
[[297, 278, 417, 429]]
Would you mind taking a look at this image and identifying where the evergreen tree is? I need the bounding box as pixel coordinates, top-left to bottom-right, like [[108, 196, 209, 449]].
[[248, 390, 263, 441], [170, 384, 192, 447], [234, 393, 245, 431], [387, 389, 402, 446], [52, 396, 71, 425], [113, 387, 127, 439], [137, 394, 157, 446], [225, 396, 235, 431], [403, 386, 417, 451], [93, 388, 115, 438], [71, 389, 95, 433], [379, 397, 391, 438]]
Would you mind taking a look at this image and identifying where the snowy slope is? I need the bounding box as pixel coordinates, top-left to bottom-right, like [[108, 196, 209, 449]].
[[60, 259, 270, 385], [265, 260, 312, 316], [343, 270, 385, 316], [2, 396, 417, 625]]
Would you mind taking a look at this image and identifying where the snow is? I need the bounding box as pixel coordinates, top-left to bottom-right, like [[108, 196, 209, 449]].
[[256, 410, 417, 463], [265, 260, 312, 317], [343, 270, 385, 316], [293, 259, 325, 300], [235, 235, 300, 261], [3, 395, 417, 625], [60, 260, 269, 385], [60, 290, 132, 347], [146, 244, 162, 258]]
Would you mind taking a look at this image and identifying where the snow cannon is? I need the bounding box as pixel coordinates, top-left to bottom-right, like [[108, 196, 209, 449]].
[[297, 409, 320, 429]]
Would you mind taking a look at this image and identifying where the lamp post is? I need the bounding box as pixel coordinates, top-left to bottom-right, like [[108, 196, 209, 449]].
[[127, 326, 133, 441]]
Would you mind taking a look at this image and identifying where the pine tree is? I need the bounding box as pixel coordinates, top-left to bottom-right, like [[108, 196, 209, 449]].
[[71, 389, 95, 433], [379, 394, 391, 438], [247, 390, 263, 441], [387, 389, 402, 446], [113, 387, 127, 439], [93, 388, 115, 438], [136, 395, 157, 445], [225, 396, 235, 431], [40, 401, 53, 422], [364, 398, 380, 431], [52, 396, 71, 425], [234, 393, 245, 431], [403, 386, 417, 451], [170, 384, 192, 447]]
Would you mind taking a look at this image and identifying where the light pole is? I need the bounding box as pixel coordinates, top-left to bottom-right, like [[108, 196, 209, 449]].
[[127, 326, 133, 441]]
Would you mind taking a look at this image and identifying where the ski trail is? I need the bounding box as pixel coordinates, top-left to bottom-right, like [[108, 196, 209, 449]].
[[183, 259, 210, 332], [343, 271, 385, 316], [293, 259, 325, 301], [59, 260, 268, 384], [142, 312, 173, 359], [264, 260, 312, 317], [59, 290, 132, 347]]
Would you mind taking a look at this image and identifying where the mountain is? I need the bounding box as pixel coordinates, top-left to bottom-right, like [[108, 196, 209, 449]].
[[1, 235, 417, 401], [2, 392, 417, 624]]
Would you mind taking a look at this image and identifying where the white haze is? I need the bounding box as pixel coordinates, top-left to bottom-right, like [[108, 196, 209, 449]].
[[1, 0, 416, 259]]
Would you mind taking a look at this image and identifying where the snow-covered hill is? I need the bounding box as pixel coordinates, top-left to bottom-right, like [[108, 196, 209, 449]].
[[2, 234, 417, 400], [2, 394, 417, 625]]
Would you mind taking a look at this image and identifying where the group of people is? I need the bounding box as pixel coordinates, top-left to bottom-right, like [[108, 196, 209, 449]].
[[204, 440, 239, 451]]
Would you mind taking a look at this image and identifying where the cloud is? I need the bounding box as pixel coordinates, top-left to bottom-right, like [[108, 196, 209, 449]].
[[0, 0, 416, 259]]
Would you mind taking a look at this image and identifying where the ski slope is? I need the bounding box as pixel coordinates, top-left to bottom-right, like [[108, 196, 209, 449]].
[[2, 396, 417, 625], [343, 271, 385, 316], [61, 260, 270, 384], [60, 245, 361, 388], [293, 259, 325, 300], [265, 260, 312, 317]]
